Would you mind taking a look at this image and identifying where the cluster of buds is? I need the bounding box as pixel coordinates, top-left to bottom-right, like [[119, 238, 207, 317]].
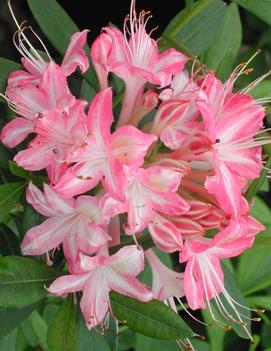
[[1, 1, 270, 349]]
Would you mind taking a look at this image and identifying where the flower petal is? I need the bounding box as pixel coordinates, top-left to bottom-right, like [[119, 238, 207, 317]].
[[54, 167, 100, 198], [21, 217, 68, 255], [48, 273, 90, 296], [110, 125, 157, 167], [80, 275, 110, 328], [109, 245, 145, 276], [152, 48, 188, 87], [43, 184, 74, 214], [77, 222, 111, 254], [62, 30, 89, 76], [14, 141, 54, 171], [107, 270, 152, 302], [26, 182, 56, 217], [86, 88, 113, 147], [1, 118, 33, 148]]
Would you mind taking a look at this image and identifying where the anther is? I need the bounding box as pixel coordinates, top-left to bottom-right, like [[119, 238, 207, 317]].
[[244, 68, 254, 75], [223, 325, 232, 331], [257, 309, 265, 313], [215, 138, 221, 143], [34, 112, 44, 118], [251, 318, 261, 322]]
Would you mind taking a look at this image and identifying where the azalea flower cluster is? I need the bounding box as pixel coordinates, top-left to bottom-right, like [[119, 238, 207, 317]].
[[1, 0, 270, 348]]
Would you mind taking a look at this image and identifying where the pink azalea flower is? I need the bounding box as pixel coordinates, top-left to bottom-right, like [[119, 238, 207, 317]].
[[21, 182, 110, 267], [148, 213, 183, 253], [90, 32, 112, 90], [196, 71, 266, 216], [151, 70, 203, 150], [92, 0, 187, 125], [101, 165, 189, 233], [1, 61, 75, 148], [48, 246, 152, 328], [14, 99, 88, 183], [179, 216, 264, 338], [145, 249, 184, 301], [7, 4, 89, 88], [54, 88, 157, 198]]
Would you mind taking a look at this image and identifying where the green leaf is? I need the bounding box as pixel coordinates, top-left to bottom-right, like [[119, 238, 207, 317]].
[[261, 323, 271, 349], [249, 80, 271, 100], [77, 313, 111, 351], [21, 205, 42, 236], [232, 0, 271, 26], [0, 329, 17, 351], [201, 3, 242, 81], [201, 308, 225, 351], [185, 0, 195, 10], [161, 0, 226, 55], [0, 223, 20, 256], [110, 292, 194, 340], [0, 302, 39, 340], [135, 334, 181, 351], [245, 156, 271, 201], [80, 79, 96, 103], [237, 241, 271, 295], [0, 182, 25, 223], [9, 161, 48, 185], [47, 295, 77, 351], [250, 196, 271, 226], [0, 58, 21, 95], [0, 145, 12, 170], [30, 311, 49, 350], [246, 295, 271, 310], [104, 317, 119, 351], [0, 256, 60, 308], [237, 198, 271, 294], [248, 335, 261, 351], [16, 326, 30, 351], [27, 0, 78, 55], [9, 162, 30, 180], [27, 0, 98, 91]]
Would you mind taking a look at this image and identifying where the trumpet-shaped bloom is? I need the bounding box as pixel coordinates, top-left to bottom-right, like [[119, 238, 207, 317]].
[[21, 183, 110, 267], [9, 29, 89, 88], [14, 100, 88, 183], [145, 249, 184, 301], [197, 72, 265, 216], [101, 165, 189, 233], [151, 70, 203, 150], [48, 246, 152, 328], [92, 0, 187, 125], [1, 61, 75, 148], [180, 216, 264, 310], [55, 88, 157, 198]]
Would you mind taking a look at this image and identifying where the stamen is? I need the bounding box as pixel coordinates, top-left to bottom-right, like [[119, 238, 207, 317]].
[[131, 231, 142, 249], [8, 0, 50, 73], [204, 257, 254, 340], [240, 70, 271, 94], [45, 251, 53, 266], [176, 297, 208, 326]]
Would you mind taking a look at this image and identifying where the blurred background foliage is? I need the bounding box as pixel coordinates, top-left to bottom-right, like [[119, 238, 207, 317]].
[[0, 0, 271, 350]]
